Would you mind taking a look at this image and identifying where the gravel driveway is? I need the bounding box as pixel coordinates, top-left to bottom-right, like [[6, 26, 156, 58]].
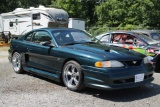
[[0, 50, 160, 107]]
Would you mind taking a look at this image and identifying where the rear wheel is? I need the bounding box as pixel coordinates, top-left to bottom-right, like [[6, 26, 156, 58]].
[[12, 52, 25, 74], [62, 61, 85, 91]]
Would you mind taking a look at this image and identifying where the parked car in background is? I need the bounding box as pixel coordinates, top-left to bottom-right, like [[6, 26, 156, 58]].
[[8, 28, 155, 91], [96, 31, 160, 72], [132, 30, 160, 40]]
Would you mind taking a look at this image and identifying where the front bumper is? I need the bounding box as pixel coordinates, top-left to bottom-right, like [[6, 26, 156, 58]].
[[86, 77, 154, 90], [152, 54, 160, 73], [82, 65, 154, 90]]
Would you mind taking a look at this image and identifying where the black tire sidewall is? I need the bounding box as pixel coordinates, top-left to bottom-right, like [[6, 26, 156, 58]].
[[12, 52, 24, 74], [62, 61, 84, 91]]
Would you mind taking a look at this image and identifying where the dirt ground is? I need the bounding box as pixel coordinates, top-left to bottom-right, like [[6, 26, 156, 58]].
[[1, 48, 160, 107], [0, 42, 10, 47]]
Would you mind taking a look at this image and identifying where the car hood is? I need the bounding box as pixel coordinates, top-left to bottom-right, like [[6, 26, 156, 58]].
[[148, 42, 160, 49], [62, 43, 145, 61], [148, 40, 160, 44]]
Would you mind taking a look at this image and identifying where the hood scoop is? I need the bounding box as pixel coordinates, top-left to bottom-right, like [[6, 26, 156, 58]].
[[105, 49, 110, 52]]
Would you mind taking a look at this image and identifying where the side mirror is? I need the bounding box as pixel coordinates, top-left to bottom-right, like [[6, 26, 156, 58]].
[[11, 36, 19, 40], [41, 41, 54, 47], [133, 39, 137, 45]]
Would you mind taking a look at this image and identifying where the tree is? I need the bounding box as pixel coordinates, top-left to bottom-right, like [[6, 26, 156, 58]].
[[50, 0, 98, 26], [1, 0, 160, 29], [95, 0, 160, 28]]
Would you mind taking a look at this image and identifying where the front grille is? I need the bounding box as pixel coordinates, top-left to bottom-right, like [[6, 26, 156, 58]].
[[125, 60, 142, 66]]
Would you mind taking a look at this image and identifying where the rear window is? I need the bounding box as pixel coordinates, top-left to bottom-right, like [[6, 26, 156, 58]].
[[151, 33, 160, 40]]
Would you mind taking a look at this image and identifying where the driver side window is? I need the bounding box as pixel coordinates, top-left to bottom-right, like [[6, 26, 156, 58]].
[[24, 32, 34, 42], [32, 31, 52, 44], [112, 34, 134, 45]]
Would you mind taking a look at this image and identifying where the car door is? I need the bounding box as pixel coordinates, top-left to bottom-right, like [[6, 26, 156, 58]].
[[26, 30, 57, 73]]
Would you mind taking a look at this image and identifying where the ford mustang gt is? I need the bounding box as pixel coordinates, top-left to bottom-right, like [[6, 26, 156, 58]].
[[8, 28, 155, 91]]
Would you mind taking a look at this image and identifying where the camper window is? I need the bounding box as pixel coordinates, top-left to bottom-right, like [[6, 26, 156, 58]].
[[33, 13, 40, 20], [10, 22, 13, 27]]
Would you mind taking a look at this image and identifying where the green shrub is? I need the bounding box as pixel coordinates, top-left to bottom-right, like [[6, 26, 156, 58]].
[[86, 24, 155, 36]]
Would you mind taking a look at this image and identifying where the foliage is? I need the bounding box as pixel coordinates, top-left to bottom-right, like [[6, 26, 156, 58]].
[[88, 24, 149, 36], [95, 0, 160, 28], [0, 0, 160, 33], [50, 0, 97, 25]]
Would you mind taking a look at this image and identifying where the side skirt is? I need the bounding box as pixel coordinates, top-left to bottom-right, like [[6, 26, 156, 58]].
[[23, 66, 61, 82]]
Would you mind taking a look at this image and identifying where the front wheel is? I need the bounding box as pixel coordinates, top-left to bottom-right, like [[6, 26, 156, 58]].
[[62, 61, 85, 91], [12, 52, 25, 74]]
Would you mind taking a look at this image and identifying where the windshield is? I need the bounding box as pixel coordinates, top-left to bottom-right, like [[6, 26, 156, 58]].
[[151, 33, 160, 40], [52, 29, 98, 46]]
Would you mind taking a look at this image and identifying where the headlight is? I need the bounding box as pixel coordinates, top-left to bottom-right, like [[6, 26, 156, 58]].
[[95, 60, 124, 68], [144, 56, 153, 64]]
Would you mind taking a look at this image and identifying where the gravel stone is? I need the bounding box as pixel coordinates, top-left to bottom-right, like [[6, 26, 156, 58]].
[[0, 51, 160, 107]]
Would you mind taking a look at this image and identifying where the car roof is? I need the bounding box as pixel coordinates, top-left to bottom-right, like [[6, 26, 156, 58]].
[[39, 27, 81, 31], [97, 31, 138, 37], [131, 29, 159, 34], [29, 28, 83, 33]]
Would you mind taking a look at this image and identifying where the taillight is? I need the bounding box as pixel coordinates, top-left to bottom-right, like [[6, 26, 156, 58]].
[[129, 46, 133, 50]]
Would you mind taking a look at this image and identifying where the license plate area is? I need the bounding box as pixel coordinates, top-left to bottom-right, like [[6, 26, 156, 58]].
[[135, 73, 144, 83]]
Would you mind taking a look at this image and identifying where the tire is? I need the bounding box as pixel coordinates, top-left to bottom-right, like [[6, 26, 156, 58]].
[[62, 61, 85, 91], [155, 60, 160, 73], [12, 52, 25, 74]]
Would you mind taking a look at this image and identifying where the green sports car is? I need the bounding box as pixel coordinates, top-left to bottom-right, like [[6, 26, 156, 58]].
[[8, 28, 156, 91]]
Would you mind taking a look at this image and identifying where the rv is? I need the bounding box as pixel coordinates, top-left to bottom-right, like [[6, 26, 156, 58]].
[[0, 5, 69, 36]]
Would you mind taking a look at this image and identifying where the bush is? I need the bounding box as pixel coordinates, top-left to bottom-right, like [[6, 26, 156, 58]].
[[118, 24, 142, 30], [86, 24, 155, 36]]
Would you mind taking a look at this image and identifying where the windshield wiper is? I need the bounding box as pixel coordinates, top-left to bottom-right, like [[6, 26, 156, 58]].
[[64, 41, 96, 46], [64, 42, 81, 45], [84, 41, 96, 44]]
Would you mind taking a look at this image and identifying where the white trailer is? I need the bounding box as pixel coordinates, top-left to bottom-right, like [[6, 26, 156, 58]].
[[0, 16, 3, 32], [68, 18, 85, 30], [0, 5, 69, 36]]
